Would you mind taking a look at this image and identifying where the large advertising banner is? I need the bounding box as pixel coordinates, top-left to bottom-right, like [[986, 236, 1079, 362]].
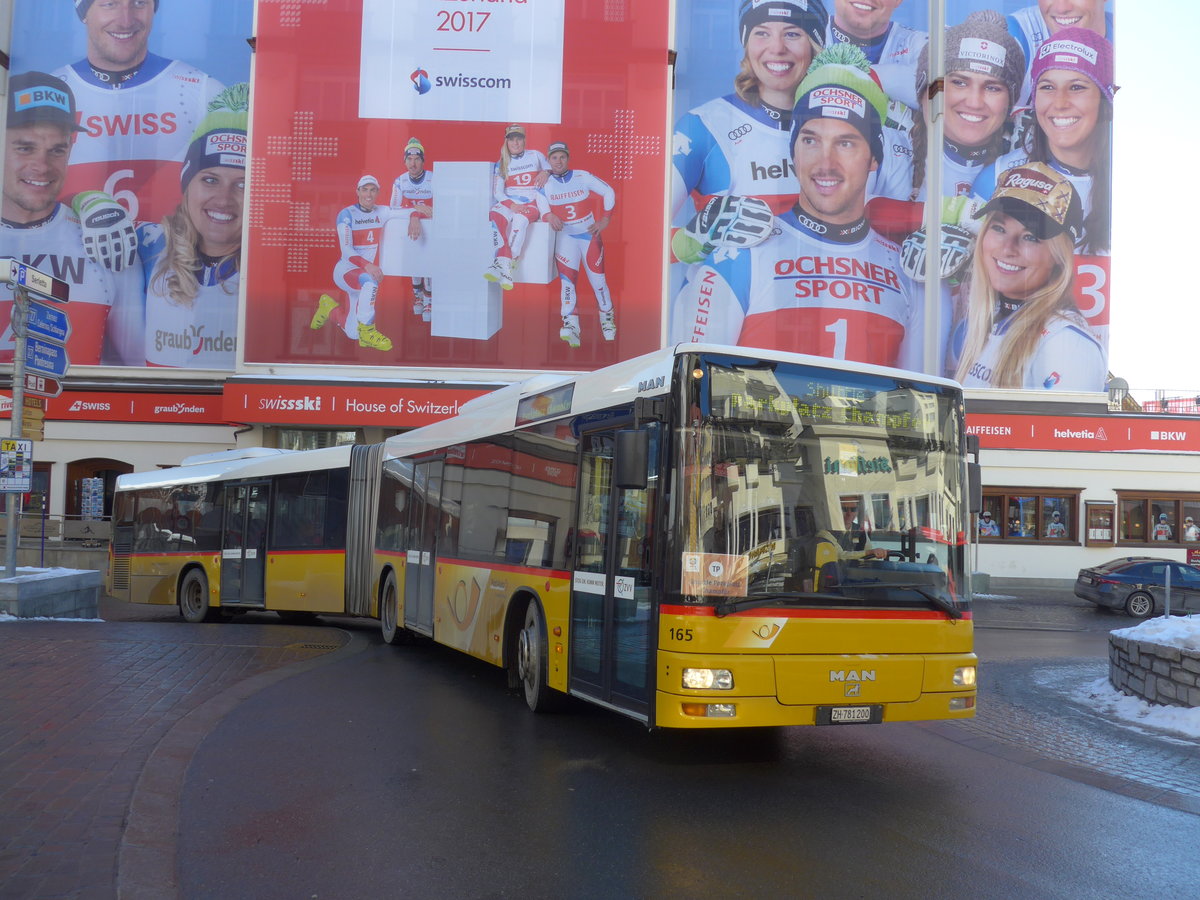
[[245, 0, 669, 372], [5, 1, 255, 369], [669, 0, 1114, 393]]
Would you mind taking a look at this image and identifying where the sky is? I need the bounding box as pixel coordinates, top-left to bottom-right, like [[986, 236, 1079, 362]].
[[1108, 6, 1200, 397]]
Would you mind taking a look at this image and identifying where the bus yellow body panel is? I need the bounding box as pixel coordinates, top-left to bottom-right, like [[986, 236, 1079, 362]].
[[655, 611, 976, 728], [432, 561, 572, 693], [125, 554, 217, 606], [659, 609, 973, 655], [266, 551, 346, 613]]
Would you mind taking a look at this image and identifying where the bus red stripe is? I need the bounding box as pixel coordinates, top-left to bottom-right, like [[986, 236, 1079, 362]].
[[659, 604, 971, 621]]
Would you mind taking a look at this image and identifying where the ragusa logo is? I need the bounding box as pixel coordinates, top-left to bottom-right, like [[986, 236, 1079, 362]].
[[411, 67, 431, 95]]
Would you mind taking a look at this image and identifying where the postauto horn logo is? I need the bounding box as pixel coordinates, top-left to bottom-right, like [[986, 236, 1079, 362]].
[[411, 67, 431, 95]]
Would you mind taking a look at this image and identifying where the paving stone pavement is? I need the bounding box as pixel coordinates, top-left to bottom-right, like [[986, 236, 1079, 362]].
[[0, 585, 1194, 898], [941, 583, 1200, 815], [0, 599, 361, 900]]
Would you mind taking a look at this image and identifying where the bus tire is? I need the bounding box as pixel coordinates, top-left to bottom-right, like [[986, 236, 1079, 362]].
[[179, 569, 216, 624], [380, 572, 406, 645], [517, 600, 565, 713]]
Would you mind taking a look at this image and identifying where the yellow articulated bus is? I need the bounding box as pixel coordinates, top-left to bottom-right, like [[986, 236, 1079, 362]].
[[108, 443, 384, 623], [110, 344, 978, 728]]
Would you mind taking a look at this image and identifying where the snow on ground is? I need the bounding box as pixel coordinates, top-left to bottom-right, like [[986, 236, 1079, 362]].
[[1077, 614, 1200, 740], [1075, 678, 1200, 741]]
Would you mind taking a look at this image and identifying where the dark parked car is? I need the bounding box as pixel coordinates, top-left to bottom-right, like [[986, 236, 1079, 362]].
[[1074, 557, 1200, 619]]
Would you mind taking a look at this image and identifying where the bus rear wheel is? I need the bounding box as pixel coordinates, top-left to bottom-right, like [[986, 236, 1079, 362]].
[[179, 569, 217, 624], [517, 601, 564, 713], [380, 573, 406, 645]]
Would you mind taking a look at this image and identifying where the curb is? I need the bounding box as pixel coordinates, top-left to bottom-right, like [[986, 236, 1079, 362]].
[[117, 626, 372, 899]]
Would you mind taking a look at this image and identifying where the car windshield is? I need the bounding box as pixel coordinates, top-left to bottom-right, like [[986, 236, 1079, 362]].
[[671, 355, 968, 615]]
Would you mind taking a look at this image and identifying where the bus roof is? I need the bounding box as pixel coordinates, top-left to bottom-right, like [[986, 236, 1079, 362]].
[[384, 343, 962, 458], [115, 444, 354, 492]]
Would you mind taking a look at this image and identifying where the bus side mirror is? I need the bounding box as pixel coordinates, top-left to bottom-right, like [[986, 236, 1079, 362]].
[[615, 429, 649, 490]]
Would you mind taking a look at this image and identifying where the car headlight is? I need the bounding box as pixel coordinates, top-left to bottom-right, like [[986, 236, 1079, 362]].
[[682, 668, 733, 690], [953, 666, 976, 687]]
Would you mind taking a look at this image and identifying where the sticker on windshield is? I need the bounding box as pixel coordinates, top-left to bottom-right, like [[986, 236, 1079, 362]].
[[681, 552, 748, 597]]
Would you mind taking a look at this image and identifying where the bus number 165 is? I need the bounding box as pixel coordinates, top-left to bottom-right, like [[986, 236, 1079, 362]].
[[669, 627, 694, 642]]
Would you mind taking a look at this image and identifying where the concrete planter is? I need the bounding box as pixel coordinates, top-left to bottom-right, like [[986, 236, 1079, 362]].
[[0, 568, 102, 619], [1109, 631, 1200, 708]]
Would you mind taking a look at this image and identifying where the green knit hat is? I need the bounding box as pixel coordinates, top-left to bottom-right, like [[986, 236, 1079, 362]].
[[181, 87, 249, 192], [791, 44, 888, 160]]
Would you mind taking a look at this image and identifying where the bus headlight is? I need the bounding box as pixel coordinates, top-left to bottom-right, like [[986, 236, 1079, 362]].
[[953, 666, 976, 687], [682, 668, 733, 690]]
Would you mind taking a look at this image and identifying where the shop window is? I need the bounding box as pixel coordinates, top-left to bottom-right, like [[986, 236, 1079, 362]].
[[1085, 502, 1115, 547], [1117, 494, 1200, 546], [977, 497, 1001, 538], [275, 429, 359, 450], [980, 489, 1081, 543]]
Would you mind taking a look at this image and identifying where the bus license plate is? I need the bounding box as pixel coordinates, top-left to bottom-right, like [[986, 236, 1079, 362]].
[[820, 710, 878, 729], [830, 707, 872, 723]]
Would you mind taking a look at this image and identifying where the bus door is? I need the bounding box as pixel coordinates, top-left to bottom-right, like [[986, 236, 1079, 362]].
[[220, 480, 270, 607], [569, 424, 658, 718], [404, 458, 442, 636]]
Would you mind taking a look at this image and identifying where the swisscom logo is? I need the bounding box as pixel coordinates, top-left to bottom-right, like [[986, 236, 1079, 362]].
[[410, 66, 512, 95]]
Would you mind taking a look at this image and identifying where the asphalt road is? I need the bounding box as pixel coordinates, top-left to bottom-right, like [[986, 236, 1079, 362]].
[[169, 586, 1200, 899]]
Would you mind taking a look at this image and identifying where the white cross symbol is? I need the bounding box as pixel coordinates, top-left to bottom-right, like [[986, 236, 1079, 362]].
[[585, 109, 661, 181], [259, 0, 328, 28], [265, 111, 339, 184]]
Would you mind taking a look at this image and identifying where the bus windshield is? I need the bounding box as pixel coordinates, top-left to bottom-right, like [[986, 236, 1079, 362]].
[[674, 355, 968, 616]]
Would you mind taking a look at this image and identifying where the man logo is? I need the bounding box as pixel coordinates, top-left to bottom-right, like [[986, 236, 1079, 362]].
[[411, 68, 431, 95]]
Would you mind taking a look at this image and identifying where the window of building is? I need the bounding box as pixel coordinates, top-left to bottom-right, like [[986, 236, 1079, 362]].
[[980, 489, 1081, 542], [1117, 493, 1200, 546], [276, 429, 359, 450]]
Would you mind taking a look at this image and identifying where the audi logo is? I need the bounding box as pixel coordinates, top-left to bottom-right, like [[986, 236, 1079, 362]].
[[728, 123, 752, 140]]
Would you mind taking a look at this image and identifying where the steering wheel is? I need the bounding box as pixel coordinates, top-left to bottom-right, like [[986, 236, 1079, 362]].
[[886, 550, 907, 561]]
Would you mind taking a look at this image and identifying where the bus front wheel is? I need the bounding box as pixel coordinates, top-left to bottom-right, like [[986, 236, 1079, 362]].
[[179, 570, 217, 624], [517, 601, 564, 713], [380, 573, 406, 645]]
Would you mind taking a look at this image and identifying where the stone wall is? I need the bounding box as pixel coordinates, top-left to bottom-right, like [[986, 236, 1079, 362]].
[[1109, 633, 1200, 708]]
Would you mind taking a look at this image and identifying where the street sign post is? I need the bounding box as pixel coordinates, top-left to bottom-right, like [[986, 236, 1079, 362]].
[[21, 398, 44, 442], [3, 258, 69, 303], [24, 337, 70, 378], [26, 301, 71, 343], [1, 260, 69, 575], [22, 372, 63, 399]]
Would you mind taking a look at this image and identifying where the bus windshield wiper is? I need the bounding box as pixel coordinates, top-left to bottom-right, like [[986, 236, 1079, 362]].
[[838, 580, 963, 619], [713, 592, 852, 618]]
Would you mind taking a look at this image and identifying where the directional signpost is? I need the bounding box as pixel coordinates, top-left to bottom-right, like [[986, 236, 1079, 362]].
[[1, 259, 70, 576], [24, 336, 70, 378], [26, 300, 71, 344], [5, 258, 70, 303], [23, 372, 63, 399]]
